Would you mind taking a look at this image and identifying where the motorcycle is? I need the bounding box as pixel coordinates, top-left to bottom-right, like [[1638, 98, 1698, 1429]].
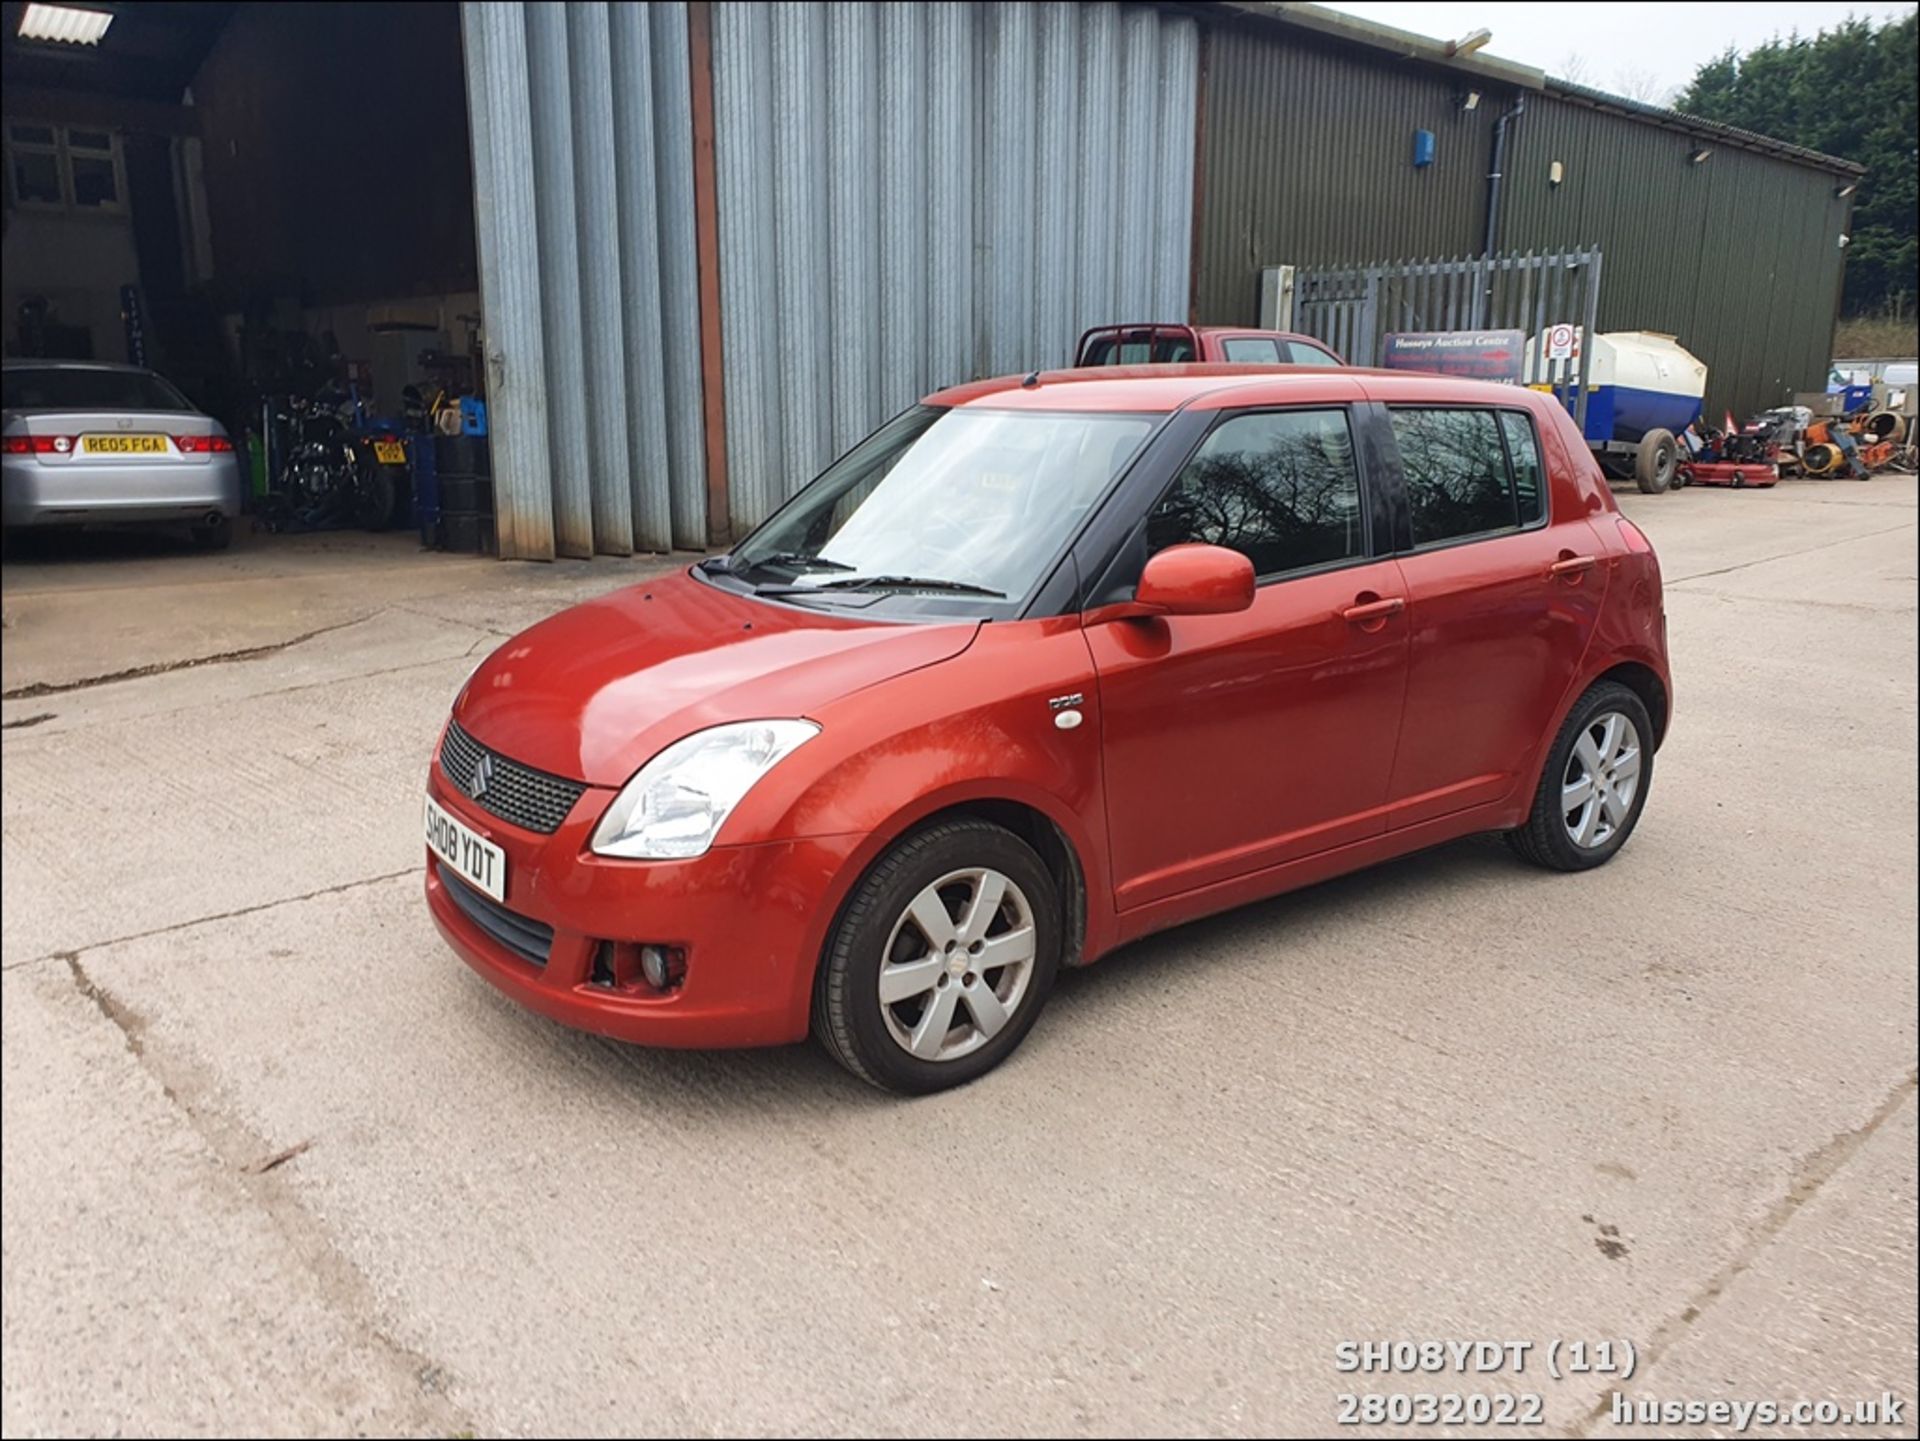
[[270, 385, 410, 531]]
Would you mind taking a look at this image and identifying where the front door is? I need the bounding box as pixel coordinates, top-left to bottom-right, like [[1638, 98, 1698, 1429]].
[[1086, 406, 1410, 910]]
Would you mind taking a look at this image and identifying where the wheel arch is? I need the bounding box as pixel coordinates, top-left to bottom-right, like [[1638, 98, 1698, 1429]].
[[918, 798, 1089, 969], [1593, 659, 1669, 749], [804, 788, 1099, 1015]]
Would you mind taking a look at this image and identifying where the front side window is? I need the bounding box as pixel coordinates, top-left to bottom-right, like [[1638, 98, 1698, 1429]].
[[1147, 409, 1363, 578], [1220, 337, 1282, 364], [726, 406, 1154, 608], [1391, 408, 1523, 546]]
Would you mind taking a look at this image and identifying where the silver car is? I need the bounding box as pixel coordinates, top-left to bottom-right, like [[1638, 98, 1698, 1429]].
[[2, 360, 242, 550]]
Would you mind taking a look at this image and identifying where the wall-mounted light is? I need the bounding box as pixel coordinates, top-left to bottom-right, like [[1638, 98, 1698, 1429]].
[[1688, 147, 1712, 165], [17, 3, 113, 45], [1458, 89, 1482, 112], [1445, 27, 1492, 56], [1549, 160, 1565, 187], [1835, 180, 1859, 198]]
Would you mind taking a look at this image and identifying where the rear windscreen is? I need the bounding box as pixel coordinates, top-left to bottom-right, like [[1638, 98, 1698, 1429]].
[[1081, 333, 1197, 365], [2, 368, 193, 413]]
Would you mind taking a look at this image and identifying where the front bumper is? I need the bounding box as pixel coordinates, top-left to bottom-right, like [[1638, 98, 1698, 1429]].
[[424, 763, 863, 1048], [2, 453, 242, 527]]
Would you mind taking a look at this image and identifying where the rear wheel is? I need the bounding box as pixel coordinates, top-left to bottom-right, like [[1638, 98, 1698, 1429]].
[[1507, 681, 1654, 872], [814, 819, 1060, 1094], [353, 468, 396, 531], [1634, 429, 1677, 493]]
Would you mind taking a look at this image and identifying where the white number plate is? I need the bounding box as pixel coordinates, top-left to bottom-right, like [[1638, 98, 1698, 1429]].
[[425, 795, 506, 902]]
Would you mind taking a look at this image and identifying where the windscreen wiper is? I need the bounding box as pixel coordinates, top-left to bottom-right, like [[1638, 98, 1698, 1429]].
[[755, 573, 1006, 599], [701, 551, 855, 578]]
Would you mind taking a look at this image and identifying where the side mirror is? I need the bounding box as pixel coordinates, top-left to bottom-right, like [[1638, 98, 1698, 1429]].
[[1128, 543, 1256, 618]]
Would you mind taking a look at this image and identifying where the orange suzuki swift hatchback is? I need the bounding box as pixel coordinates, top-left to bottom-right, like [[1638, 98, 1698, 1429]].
[[425, 366, 1671, 1093]]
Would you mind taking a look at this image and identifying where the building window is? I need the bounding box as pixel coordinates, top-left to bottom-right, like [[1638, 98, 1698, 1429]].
[[5, 123, 125, 213]]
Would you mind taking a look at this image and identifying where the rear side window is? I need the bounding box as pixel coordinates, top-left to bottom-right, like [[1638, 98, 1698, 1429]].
[[1500, 412, 1545, 524], [1147, 409, 1364, 578], [1285, 340, 1342, 367], [1220, 337, 1282, 364], [1390, 408, 1545, 546]]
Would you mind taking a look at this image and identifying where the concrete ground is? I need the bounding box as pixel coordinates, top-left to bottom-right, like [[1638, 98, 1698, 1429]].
[[3, 484, 1915, 1439]]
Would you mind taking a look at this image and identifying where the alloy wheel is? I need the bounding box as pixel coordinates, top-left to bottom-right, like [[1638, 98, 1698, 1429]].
[[1562, 710, 1643, 849], [877, 867, 1036, 1063]]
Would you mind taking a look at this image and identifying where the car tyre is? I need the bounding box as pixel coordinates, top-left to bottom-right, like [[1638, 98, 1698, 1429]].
[[189, 517, 232, 551], [354, 468, 397, 531], [1507, 680, 1654, 872], [814, 819, 1060, 1094], [1634, 429, 1677, 493]]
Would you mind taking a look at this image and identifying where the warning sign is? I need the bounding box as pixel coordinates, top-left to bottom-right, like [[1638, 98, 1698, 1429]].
[[1546, 323, 1579, 361]]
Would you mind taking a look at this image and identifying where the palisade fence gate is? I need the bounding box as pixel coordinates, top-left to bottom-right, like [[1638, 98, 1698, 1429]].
[[1292, 248, 1604, 431]]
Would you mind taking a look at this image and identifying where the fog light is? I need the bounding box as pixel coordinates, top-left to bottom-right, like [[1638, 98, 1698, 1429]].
[[639, 945, 686, 991]]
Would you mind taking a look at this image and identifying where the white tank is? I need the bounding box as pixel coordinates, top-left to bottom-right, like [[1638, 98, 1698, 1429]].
[[1528, 330, 1710, 443], [1584, 331, 1708, 398]]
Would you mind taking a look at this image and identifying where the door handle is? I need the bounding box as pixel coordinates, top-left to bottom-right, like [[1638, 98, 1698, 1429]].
[[1549, 554, 1597, 578], [1340, 596, 1405, 624]]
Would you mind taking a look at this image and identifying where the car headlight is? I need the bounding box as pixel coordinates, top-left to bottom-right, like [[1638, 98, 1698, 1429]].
[[590, 720, 820, 859]]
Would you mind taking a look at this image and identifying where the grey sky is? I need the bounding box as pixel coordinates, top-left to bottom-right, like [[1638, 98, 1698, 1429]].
[[1320, 1, 1918, 103]]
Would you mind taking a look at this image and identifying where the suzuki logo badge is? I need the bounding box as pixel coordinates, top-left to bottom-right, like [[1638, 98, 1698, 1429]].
[[470, 752, 494, 802]]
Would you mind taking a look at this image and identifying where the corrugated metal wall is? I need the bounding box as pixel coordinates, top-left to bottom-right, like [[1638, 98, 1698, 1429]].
[[462, 3, 1851, 555], [1503, 93, 1851, 418], [712, 0, 1198, 533], [1193, 20, 1491, 327], [461, 1, 705, 561], [1193, 21, 1852, 419]]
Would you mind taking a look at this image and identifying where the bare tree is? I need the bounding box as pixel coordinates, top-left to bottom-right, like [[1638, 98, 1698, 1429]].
[[1557, 49, 1594, 85], [1612, 65, 1676, 106]]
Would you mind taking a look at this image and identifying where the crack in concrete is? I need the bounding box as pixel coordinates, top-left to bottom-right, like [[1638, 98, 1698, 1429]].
[[1, 612, 378, 700], [1666, 522, 1918, 586], [2, 868, 420, 972], [1567, 1069, 1919, 1437], [59, 951, 476, 1434], [1, 710, 56, 729], [385, 600, 521, 640]]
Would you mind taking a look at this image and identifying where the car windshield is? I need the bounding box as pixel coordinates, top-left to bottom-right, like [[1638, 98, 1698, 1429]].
[[2, 367, 193, 413], [724, 406, 1155, 607]]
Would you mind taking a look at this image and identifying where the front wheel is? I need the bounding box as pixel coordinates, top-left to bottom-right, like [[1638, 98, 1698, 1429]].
[[1507, 681, 1655, 872], [814, 819, 1060, 1094]]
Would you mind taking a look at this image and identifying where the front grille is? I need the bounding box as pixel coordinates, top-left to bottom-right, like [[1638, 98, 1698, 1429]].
[[438, 866, 553, 968], [438, 720, 586, 834]]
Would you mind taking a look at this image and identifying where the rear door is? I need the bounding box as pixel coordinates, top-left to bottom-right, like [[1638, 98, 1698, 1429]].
[[1377, 404, 1608, 827]]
